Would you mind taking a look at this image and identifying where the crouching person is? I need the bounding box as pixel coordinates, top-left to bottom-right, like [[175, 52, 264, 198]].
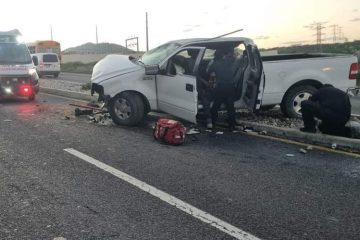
[[300, 84, 351, 137]]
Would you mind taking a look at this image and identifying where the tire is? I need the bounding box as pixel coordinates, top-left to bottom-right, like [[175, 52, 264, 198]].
[[109, 92, 145, 126], [281, 85, 317, 118]]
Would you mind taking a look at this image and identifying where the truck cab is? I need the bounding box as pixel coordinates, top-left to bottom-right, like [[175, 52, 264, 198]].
[[0, 29, 39, 101], [91, 38, 264, 126]]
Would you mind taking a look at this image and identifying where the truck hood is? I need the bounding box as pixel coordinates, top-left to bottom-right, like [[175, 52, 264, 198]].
[[0, 64, 34, 76], [91, 55, 143, 84]]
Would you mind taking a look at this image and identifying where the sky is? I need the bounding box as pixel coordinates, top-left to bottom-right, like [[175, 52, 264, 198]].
[[1, 0, 359, 51]]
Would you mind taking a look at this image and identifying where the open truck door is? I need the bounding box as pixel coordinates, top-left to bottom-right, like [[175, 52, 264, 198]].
[[156, 47, 206, 123], [234, 45, 265, 111]]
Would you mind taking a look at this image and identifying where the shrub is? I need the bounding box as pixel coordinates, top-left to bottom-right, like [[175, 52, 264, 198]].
[[61, 62, 97, 74]]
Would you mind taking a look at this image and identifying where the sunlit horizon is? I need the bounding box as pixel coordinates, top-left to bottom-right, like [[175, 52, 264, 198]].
[[1, 0, 359, 51]]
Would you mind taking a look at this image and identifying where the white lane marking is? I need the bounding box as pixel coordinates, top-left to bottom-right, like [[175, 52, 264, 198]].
[[64, 148, 261, 240]]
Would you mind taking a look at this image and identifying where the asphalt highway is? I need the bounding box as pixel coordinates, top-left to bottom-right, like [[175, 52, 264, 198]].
[[0, 93, 359, 239]]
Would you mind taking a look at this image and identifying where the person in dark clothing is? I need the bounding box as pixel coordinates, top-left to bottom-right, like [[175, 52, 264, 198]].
[[300, 84, 351, 137], [209, 48, 237, 130], [196, 49, 225, 129]]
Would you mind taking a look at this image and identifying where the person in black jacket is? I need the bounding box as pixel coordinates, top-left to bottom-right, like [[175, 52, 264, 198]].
[[300, 84, 351, 137], [208, 48, 237, 131]]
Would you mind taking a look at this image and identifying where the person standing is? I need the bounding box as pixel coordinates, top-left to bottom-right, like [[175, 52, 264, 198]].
[[300, 84, 351, 137], [208, 48, 237, 131]]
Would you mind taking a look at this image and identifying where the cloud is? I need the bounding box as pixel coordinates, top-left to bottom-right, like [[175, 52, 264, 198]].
[[349, 17, 360, 22], [182, 24, 201, 33], [255, 35, 270, 40], [182, 29, 193, 33], [184, 24, 201, 28]]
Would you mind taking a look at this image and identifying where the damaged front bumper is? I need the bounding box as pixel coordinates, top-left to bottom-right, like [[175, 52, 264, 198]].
[[91, 83, 110, 103]]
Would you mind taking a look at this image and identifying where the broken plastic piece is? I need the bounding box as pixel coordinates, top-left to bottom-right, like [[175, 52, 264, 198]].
[[286, 154, 295, 157], [75, 108, 93, 117], [299, 148, 307, 154], [187, 128, 201, 135], [244, 129, 253, 133], [306, 145, 313, 150]]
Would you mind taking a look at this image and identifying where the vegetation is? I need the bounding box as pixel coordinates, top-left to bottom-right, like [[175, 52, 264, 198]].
[[61, 61, 97, 74], [262, 40, 360, 55]]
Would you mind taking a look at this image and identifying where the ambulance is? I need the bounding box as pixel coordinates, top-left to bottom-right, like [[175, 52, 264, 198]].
[[0, 29, 39, 101]]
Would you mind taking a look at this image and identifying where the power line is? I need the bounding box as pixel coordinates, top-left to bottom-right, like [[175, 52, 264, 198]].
[[329, 24, 338, 43], [304, 21, 327, 52]]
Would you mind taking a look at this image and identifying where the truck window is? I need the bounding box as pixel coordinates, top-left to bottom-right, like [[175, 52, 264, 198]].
[[0, 43, 32, 64], [141, 42, 180, 65], [43, 54, 58, 62], [169, 49, 200, 76]]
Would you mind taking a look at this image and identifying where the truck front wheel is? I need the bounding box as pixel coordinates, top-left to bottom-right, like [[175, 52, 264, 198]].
[[281, 85, 317, 118], [109, 92, 145, 126]]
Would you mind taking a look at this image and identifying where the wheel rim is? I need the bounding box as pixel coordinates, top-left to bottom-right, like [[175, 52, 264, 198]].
[[293, 92, 312, 114], [114, 98, 131, 120]]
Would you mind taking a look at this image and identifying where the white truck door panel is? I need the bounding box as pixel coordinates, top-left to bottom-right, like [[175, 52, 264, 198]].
[[156, 47, 205, 123], [156, 74, 197, 123]]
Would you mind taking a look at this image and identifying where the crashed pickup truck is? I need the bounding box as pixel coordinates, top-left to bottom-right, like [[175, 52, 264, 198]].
[[91, 37, 264, 126]]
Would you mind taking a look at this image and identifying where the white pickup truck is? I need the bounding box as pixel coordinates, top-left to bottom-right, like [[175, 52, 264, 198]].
[[261, 53, 358, 117], [91, 37, 265, 126]]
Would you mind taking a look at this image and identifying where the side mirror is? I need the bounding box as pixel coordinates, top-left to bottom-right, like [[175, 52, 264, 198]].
[[32, 56, 38, 66], [145, 64, 159, 75]]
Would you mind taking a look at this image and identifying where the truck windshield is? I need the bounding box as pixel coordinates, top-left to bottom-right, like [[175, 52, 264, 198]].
[[0, 43, 32, 64], [140, 42, 180, 65]]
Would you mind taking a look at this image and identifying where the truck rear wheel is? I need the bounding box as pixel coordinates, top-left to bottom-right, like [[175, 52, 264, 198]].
[[109, 92, 145, 126], [281, 85, 317, 118]]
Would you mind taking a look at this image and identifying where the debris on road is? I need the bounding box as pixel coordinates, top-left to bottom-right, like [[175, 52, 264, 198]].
[[186, 128, 201, 135], [215, 131, 224, 135], [259, 130, 268, 135], [331, 143, 337, 149], [306, 145, 314, 150], [74, 108, 93, 116], [299, 148, 307, 154], [3, 119, 12, 122], [286, 154, 295, 157], [70, 102, 111, 125], [62, 116, 70, 120]]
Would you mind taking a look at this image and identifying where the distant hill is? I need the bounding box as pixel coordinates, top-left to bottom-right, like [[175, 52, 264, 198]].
[[262, 40, 360, 56], [63, 42, 136, 55]]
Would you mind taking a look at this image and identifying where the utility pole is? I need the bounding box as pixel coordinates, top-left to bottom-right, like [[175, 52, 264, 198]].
[[329, 24, 338, 43], [304, 22, 327, 52], [338, 26, 343, 42], [146, 12, 149, 51], [95, 25, 99, 44], [96, 25, 99, 54], [50, 24, 53, 40]]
